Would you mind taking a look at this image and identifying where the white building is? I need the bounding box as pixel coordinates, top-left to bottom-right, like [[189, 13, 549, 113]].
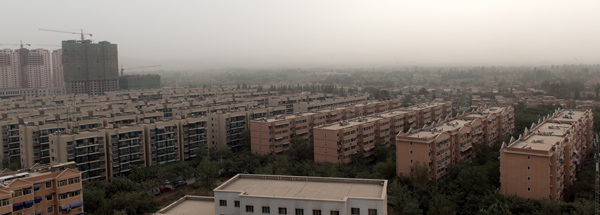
[[214, 174, 387, 215]]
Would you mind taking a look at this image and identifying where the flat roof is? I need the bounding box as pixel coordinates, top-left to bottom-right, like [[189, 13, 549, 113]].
[[552, 110, 586, 123], [509, 134, 563, 151], [158, 197, 215, 215], [318, 117, 375, 130], [215, 174, 386, 201]]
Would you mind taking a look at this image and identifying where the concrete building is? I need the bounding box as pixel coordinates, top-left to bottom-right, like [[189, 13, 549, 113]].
[[51, 49, 65, 89], [0, 48, 53, 89], [119, 74, 161, 90], [24, 49, 53, 89], [105, 125, 146, 178], [0, 165, 83, 215], [19, 121, 68, 168], [500, 109, 593, 200], [396, 117, 483, 180], [249, 113, 313, 155], [0, 119, 21, 165], [179, 118, 208, 161], [0, 49, 20, 88], [213, 174, 387, 215], [49, 130, 107, 181], [62, 40, 118, 95], [143, 120, 180, 166], [459, 106, 515, 146]]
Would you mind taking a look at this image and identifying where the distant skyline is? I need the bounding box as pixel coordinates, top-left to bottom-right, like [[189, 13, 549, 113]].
[[3, 0, 600, 69]]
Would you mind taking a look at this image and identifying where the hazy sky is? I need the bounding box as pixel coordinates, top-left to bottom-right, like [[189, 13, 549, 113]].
[[3, 0, 600, 69]]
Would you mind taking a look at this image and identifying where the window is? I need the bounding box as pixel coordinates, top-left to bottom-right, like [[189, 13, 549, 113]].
[[46, 194, 53, 201], [313, 210, 321, 215], [527, 177, 531, 181], [528, 188, 531, 191], [235, 201, 240, 207], [23, 188, 31, 195], [1, 198, 9, 206], [263, 206, 271, 213], [330, 211, 339, 215], [295, 209, 304, 215], [527, 166, 531, 170], [58, 180, 67, 187], [368, 209, 377, 215], [351, 208, 360, 215], [246, 205, 254, 213], [219, 200, 227, 206], [279, 207, 287, 214]]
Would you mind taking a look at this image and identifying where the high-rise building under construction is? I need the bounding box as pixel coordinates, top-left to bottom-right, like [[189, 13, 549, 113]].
[[62, 40, 118, 95]]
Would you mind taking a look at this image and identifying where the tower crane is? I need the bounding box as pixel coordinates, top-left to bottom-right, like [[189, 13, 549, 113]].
[[0, 40, 31, 49], [0, 41, 31, 88], [36, 44, 61, 48], [39, 29, 93, 41], [120, 65, 161, 77]]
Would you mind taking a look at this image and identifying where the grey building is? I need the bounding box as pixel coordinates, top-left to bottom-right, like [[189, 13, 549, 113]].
[[62, 40, 118, 95]]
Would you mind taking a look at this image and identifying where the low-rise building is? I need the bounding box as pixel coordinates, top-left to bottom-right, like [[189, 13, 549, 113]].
[[213, 174, 387, 215]]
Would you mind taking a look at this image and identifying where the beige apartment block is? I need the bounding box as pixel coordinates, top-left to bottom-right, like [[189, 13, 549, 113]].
[[179, 117, 208, 161], [19, 121, 68, 168], [0, 118, 21, 164], [250, 116, 292, 155], [213, 174, 387, 215], [105, 125, 146, 178], [396, 118, 483, 180], [313, 116, 382, 164], [500, 109, 593, 200], [143, 120, 180, 167], [208, 112, 246, 151], [49, 130, 107, 181], [459, 106, 515, 146]]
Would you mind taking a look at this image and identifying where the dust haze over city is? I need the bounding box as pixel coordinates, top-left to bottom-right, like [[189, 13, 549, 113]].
[[4, 0, 600, 69], [2, 1, 600, 215]]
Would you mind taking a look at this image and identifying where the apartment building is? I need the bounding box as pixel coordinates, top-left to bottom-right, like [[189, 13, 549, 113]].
[[403, 102, 452, 128], [179, 117, 208, 161], [51, 49, 64, 89], [143, 121, 180, 166], [213, 174, 387, 215], [208, 112, 246, 151], [459, 106, 515, 145], [313, 116, 382, 164], [49, 130, 107, 181], [0, 119, 21, 164], [19, 122, 68, 168], [105, 125, 146, 178], [500, 109, 593, 200], [396, 117, 484, 180], [0, 167, 83, 215], [250, 116, 292, 155]]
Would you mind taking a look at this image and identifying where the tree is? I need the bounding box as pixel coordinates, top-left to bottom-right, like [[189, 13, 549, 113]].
[[427, 194, 457, 215], [409, 161, 430, 183], [194, 157, 218, 191]]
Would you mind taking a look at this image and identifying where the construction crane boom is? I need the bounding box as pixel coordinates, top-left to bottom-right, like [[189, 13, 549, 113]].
[[39, 29, 93, 41], [0, 41, 31, 49], [120, 65, 161, 77]]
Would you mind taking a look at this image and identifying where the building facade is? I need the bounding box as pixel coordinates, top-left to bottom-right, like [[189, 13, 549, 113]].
[[500, 109, 593, 200], [213, 174, 387, 215], [0, 167, 83, 215], [62, 40, 118, 95]]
